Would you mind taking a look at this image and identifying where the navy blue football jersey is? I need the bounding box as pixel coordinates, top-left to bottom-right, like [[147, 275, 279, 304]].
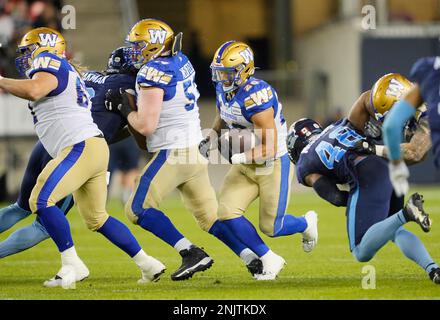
[[296, 119, 365, 186], [83, 71, 136, 144]]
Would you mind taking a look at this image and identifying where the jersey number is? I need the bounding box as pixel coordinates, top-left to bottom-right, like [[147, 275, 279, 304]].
[[76, 78, 91, 108], [316, 126, 363, 169], [183, 80, 197, 111]]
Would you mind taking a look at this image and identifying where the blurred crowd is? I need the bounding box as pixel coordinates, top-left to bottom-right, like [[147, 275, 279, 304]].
[[0, 0, 63, 80]]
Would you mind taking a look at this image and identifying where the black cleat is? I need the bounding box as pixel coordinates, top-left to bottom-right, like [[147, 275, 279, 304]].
[[429, 268, 440, 285], [403, 193, 432, 233], [171, 246, 214, 281], [246, 259, 263, 276]]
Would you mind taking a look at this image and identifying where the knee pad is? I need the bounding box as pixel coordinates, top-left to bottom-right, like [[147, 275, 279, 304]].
[[124, 201, 139, 225], [85, 213, 109, 231], [194, 211, 217, 232], [352, 246, 373, 263], [259, 223, 275, 237], [218, 202, 241, 221]]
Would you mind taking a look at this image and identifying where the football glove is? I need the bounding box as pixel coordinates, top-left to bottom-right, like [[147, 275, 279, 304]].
[[389, 161, 410, 197], [353, 138, 376, 155], [199, 136, 211, 159], [364, 120, 382, 139], [105, 88, 133, 118]]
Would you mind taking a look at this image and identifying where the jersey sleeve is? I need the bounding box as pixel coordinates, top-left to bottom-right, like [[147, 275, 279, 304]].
[[240, 80, 277, 122], [295, 156, 310, 186], [28, 52, 69, 96], [136, 60, 175, 90]]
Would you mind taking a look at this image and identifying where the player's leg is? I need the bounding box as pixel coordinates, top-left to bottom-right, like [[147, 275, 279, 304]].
[[0, 141, 50, 233], [178, 157, 261, 278], [256, 155, 317, 252], [125, 148, 212, 280], [117, 138, 140, 203], [29, 140, 93, 288], [125, 150, 193, 250], [393, 227, 440, 283], [73, 158, 166, 284], [349, 156, 407, 262], [0, 196, 74, 259]]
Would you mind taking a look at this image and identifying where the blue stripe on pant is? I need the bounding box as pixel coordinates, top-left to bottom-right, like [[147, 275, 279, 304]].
[[36, 142, 85, 210], [273, 155, 290, 235], [346, 156, 394, 251], [131, 150, 169, 215]]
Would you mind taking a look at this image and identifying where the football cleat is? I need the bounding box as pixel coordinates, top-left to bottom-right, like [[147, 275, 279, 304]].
[[246, 258, 263, 277], [138, 256, 166, 284], [429, 268, 440, 285], [302, 211, 318, 253], [43, 258, 89, 289], [171, 246, 214, 281], [403, 193, 432, 233], [254, 251, 286, 281]]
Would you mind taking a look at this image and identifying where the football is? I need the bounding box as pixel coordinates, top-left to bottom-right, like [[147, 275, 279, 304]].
[[218, 128, 257, 158]]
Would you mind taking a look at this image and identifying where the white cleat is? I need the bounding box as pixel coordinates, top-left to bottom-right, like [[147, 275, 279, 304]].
[[138, 256, 166, 284], [43, 259, 89, 289], [302, 211, 318, 253], [254, 251, 286, 281]]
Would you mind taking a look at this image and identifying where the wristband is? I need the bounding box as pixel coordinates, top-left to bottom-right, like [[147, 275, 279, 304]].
[[375, 145, 385, 157]]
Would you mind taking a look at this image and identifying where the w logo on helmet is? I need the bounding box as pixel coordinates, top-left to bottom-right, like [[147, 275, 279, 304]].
[[240, 48, 253, 64], [39, 33, 58, 47], [149, 29, 167, 44], [386, 78, 406, 98]]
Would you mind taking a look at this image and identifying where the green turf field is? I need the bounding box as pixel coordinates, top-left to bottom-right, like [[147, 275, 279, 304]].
[[1, 187, 440, 300]]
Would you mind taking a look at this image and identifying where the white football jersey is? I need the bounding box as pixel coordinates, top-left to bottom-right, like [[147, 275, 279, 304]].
[[215, 78, 288, 159], [28, 53, 102, 158], [136, 52, 203, 152]]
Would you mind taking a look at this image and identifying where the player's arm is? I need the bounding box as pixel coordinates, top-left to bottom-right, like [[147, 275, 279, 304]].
[[348, 91, 371, 132], [383, 85, 423, 162], [380, 117, 431, 165], [199, 108, 226, 158], [127, 87, 164, 137], [0, 72, 58, 101], [232, 108, 277, 164], [305, 173, 349, 207]]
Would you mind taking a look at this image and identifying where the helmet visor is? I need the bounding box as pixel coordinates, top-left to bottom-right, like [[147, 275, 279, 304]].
[[15, 44, 38, 77]]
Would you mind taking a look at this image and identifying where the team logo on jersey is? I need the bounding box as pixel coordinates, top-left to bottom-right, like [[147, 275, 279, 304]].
[[240, 48, 254, 64], [32, 56, 61, 71], [149, 29, 167, 44], [38, 33, 58, 47], [245, 87, 273, 108], [386, 78, 406, 98], [139, 66, 172, 85]]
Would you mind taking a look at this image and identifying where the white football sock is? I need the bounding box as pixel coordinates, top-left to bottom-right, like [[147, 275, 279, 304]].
[[240, 248, 258, 265], [61, 246, 79, 265], [174, 238, 192, 252], [132, 249, 150, 267]]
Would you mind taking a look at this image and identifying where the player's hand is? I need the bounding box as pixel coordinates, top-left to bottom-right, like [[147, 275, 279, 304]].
[[388, 161, 410, 197], [199, 136, 211, 159], [105, 89, 122, 112], [364, 120, 382, 139], [353, 138, 376, 155], [105, 88, 133, 118]]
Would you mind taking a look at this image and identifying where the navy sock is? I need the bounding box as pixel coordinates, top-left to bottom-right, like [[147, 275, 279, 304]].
[[36, 206, 73, 252], [137, 208, 184, 247], [209, 220, 247, 256], [273, 215, 307, 237], [223, 216, 269, 257], [97, 216, 141, 258]]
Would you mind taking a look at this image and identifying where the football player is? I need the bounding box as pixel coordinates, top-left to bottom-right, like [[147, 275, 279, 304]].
[[0, 28, 165, 288], [383, 57, 440, 196], [348, 73, 431, 166], [0, 47, 137, 261], [287, 118, 440, 284], [108, 19, 261, 281], [200, 41, 318, 280]]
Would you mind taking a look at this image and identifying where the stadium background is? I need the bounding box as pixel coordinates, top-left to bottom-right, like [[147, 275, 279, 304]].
[[1, 0, 440, 300]]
